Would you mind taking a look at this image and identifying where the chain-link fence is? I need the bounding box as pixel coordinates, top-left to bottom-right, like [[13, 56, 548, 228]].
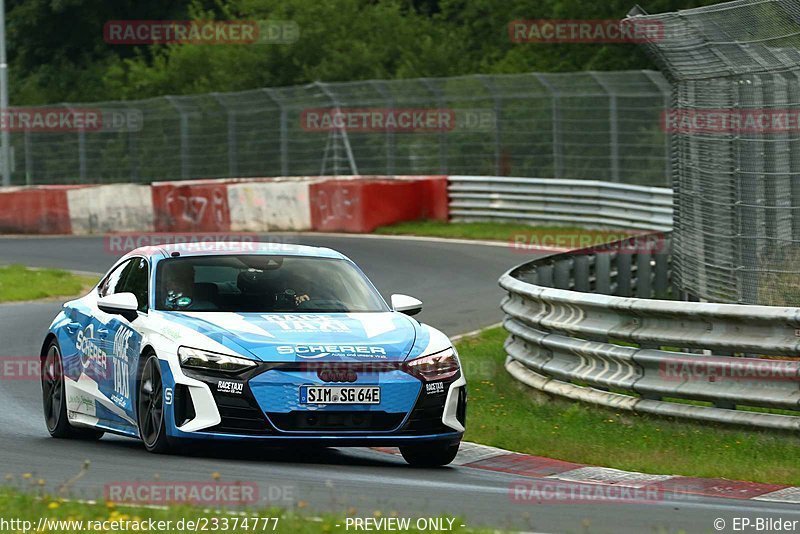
[[634, 0, 800, 306], [6, 71, 670, 187]]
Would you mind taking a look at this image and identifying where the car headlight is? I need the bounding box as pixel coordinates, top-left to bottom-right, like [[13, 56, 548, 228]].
[[178, 346, 256, 374], [404, 347, 460, 381]]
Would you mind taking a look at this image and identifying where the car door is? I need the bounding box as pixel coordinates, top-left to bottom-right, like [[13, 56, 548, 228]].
[[97, 257, 149, 426], [63, 258, 134, 424]]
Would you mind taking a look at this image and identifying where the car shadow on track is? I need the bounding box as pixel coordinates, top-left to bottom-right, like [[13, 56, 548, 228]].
[[62, 435, 414, 469]]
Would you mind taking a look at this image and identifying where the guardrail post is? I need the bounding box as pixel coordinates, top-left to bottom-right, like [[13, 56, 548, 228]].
[[574, 255, 590, 292], [553, 258, 572, 289], [537, 263, 554, 287], [636, 250, 652, 298], [595, 253, 611, 294], [616, 253, 632, 296]]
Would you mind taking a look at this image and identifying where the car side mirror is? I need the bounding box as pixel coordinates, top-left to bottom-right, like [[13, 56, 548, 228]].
[[391, 294, 422, 316], [97, 292, 139, 321]]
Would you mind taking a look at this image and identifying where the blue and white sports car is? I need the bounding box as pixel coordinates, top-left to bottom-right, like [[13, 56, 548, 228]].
[[40, 243, 466, 466]]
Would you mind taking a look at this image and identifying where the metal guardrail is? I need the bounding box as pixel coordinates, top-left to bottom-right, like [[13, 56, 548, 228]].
[[499, 233, 800, 430], [449, 176, 673, 232]]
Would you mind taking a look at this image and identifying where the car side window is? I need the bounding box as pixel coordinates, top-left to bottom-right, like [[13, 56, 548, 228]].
[[98, 260, 134, 297], [121, 258, 149, 312]]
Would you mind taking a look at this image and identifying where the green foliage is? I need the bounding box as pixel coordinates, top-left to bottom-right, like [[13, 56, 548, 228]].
[[0, 265, 96, 302], [9, 0, 725, 104]]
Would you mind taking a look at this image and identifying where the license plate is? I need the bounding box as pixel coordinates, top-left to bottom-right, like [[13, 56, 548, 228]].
[[300, 385, 381, 405]]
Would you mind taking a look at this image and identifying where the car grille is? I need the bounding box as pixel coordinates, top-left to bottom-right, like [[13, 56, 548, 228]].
[[209, 392, 273, 435]]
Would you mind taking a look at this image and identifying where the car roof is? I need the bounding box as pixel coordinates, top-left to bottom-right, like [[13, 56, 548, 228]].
[[125, 241, 347, 261]]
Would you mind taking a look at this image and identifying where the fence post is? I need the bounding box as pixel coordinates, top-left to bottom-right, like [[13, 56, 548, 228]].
[[420, 78, 448, 174], [477, 75, 502, 176], [211, 93, 237, 178], [23, 129, 32, 185], [165, 96, 190, 180], [261, 89, 288, 176], [533, 74, 563, 179], [65, 104, 87, 182], [125, 102, 140, 182], [316, 81, 358, 176], [370, 80, 395, 176], [590, 72, 620, 182], [643, 70, 671, 186]]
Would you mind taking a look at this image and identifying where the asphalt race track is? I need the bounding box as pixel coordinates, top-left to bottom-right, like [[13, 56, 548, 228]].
[[1, 235, 799, 533]]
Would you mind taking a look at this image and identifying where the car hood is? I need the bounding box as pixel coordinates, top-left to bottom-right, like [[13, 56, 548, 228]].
[[158, 311, 419, 362]]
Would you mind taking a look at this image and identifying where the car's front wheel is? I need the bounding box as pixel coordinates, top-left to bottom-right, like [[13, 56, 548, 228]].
[[138, 353, 172, 453], [42, 340, 104, 440], [400, 441, 460, 467]]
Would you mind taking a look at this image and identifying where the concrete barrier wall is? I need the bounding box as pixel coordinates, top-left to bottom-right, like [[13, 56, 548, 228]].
[[310, 176, 448, 232], [67, 184, 154, 234], [0, 176, 448, 235], [151, 180, 232, 233], [228, 180, 315, 232], [0, 186, 77, 234]]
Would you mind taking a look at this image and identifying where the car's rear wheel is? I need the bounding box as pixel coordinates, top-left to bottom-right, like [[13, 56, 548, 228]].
[[138, 354, 171, 453], [42, 340, 104, 440], [400, 441, 460, 467]]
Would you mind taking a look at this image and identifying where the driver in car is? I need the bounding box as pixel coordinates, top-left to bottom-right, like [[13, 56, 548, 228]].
[[163, 263, 217, 310], [277, 272, 336, 309]]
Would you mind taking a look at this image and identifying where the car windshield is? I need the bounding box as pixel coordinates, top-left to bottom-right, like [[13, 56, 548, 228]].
[[155, 255, 388, 313]]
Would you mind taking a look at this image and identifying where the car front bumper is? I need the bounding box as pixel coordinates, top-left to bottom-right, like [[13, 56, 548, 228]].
[[163, 360, 467, 445]]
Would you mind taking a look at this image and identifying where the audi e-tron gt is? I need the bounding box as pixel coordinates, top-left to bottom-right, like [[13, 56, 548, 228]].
[[40, 243, 466, 466]]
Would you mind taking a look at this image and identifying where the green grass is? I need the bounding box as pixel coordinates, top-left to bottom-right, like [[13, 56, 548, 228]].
[[456, 327, 800, 486], [0, 486, 487, 534], [0, 265, 96, 303], [375, 220, 634, 247]]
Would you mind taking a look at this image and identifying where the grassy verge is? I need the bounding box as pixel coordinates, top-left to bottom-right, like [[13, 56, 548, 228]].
[[0, 487, 486, 534], [374, 220, 634, 246], [0, 265, 96, 303], [456, 327, 800, 486]]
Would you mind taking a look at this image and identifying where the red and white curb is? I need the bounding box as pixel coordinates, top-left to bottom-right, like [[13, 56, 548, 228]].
[[372, 442, 800, 504]]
